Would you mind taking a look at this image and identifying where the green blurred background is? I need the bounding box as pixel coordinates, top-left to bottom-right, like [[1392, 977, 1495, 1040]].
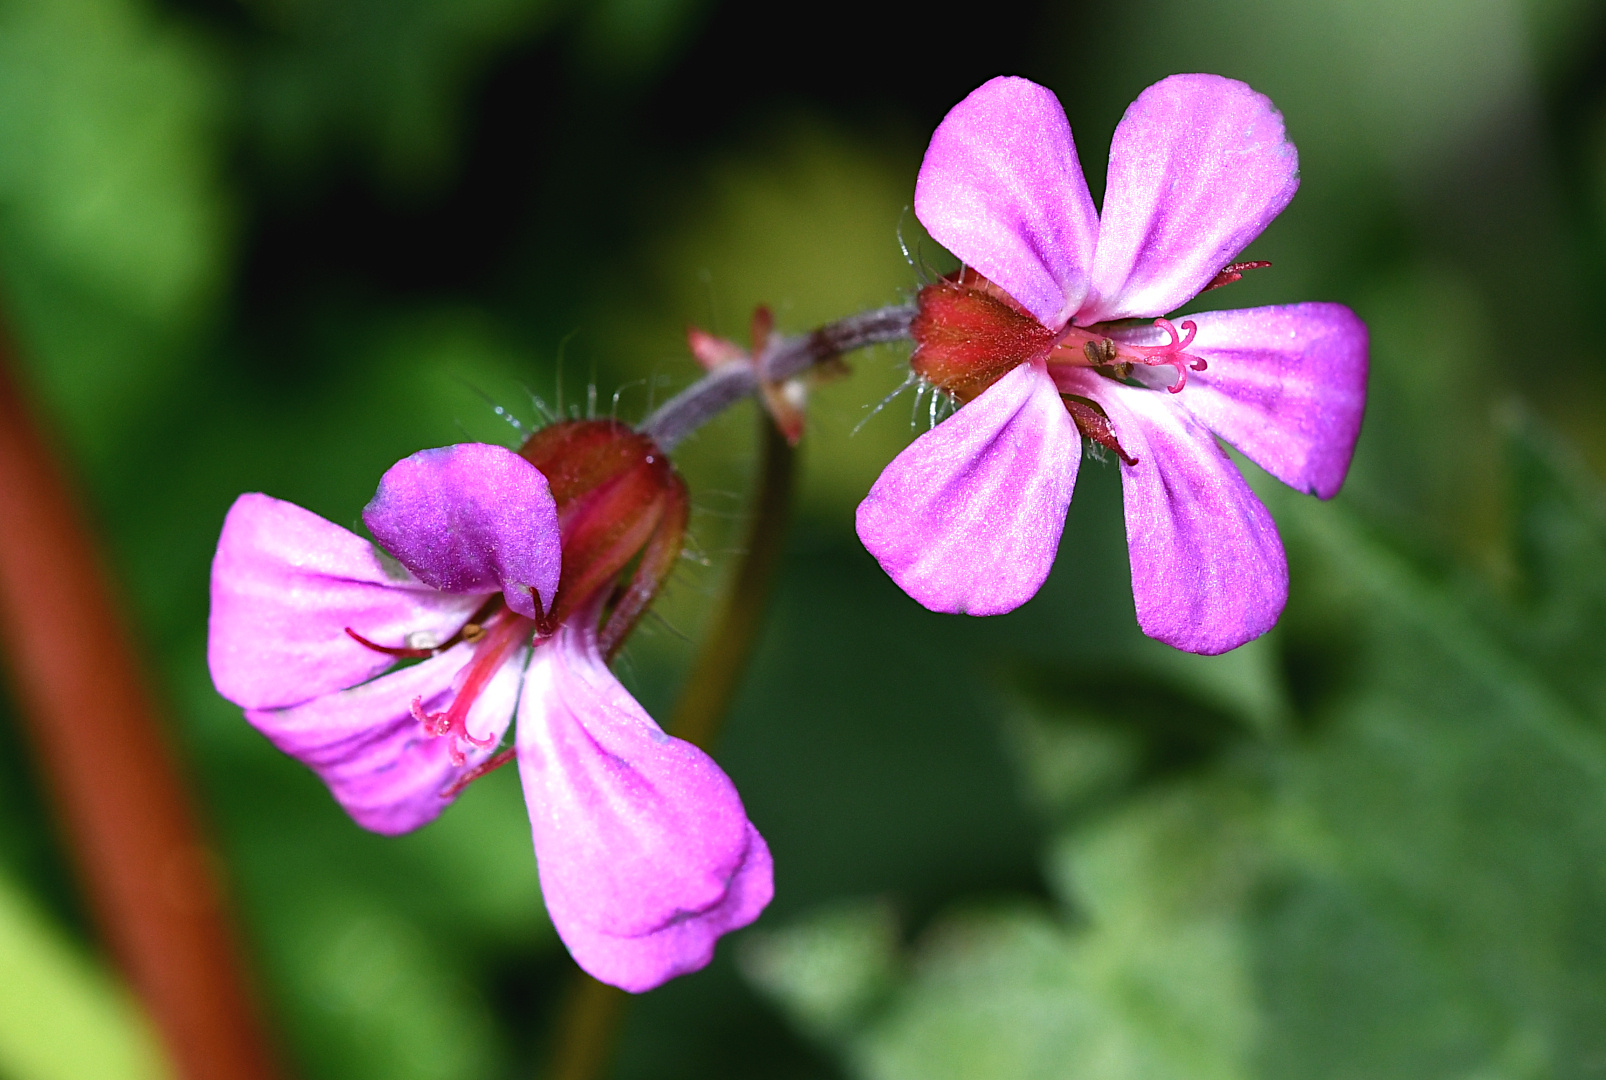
[[4, 0, 1606, 1077]]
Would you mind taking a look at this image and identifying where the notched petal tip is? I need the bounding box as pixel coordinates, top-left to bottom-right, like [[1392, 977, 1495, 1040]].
[[1060, 371, 1289, 655], [364, 443, 562, 618], [1173, 303, 1369, 501], [1084, 73, 1300, 324], [517, 621, 772, 991], [857, 362, 1081, 616], [915, 75, 1098, 329], [563, 824, 775, 993]]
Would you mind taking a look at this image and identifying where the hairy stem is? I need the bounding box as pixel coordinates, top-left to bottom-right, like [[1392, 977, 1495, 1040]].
[[0, 338, 283, 1079], [543, 406, 798, 1080], [638, 302, 915, 450]]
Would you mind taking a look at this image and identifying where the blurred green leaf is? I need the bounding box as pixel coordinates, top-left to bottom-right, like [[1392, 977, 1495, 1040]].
[[739, 898, 901, 1045], [0, 870, 171, 1080], [0, 0, 228, 460], [749, 415, 1606, 1078]]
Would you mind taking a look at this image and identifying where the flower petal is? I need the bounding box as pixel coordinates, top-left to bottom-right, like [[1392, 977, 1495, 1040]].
[[246, 642, 522, 835], [516, 620, 771, 992], [856, 362, 1080, 616], [1082, 74, 1299, 324], [363, 443, 561, 619], [1061, 370, 1287, 654], [915, 76, 1099, 329], [1171, 303, 1368, 499], [209, 493, 483, 711], [551, 824, 773, 995]]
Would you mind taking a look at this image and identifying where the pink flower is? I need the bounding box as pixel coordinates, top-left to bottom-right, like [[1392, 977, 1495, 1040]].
[[856, 74, 1368, 654], [208, 432, 772, 992]]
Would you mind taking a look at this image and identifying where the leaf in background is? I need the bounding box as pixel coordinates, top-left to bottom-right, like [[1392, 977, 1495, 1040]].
[[747, 418, 1606, 1078], [854, 777, 1262, 1080], [242, 0, 561, 191], [0, 0, 229, 460], [0, 869, 171, 1080], [270, 896, 505, 1080], [739, 898, 901, 1046], [1489, 403, 1606, 720]]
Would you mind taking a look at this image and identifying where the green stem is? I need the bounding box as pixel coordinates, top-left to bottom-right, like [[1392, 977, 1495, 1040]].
[[670, 411, 796, 749], [541, 407, 797, 1079]]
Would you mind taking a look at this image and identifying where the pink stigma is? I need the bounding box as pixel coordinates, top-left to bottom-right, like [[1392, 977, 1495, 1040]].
[[1127, 318, 1204, 393], [400, 613, 535, 766]]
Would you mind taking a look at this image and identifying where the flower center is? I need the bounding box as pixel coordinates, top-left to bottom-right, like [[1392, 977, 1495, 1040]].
[[348, 604, 536, 766], [409, 611, 535, 765], [1048, 317, 1207, 394]]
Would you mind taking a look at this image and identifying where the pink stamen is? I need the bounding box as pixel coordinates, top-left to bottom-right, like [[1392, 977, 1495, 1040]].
[[407, 614, 536, 766], [1125, 318, 1201, 393]]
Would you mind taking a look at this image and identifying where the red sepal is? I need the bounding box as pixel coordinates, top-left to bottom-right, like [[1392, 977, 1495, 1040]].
[[910, 278, 1055, 402], [1063, 396, 1137, 466], [519, 420, 684, 633]]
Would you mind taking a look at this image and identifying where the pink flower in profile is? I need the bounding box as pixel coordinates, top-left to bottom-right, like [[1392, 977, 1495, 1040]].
[[208, 430, 772, 992], [857, 74, 1368, 654]]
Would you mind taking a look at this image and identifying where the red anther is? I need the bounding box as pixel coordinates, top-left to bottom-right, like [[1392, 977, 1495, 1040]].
[[344, 627, 434, 659], [347, 595, 507, 660]]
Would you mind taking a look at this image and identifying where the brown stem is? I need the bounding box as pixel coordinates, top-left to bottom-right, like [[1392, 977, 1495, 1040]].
[[0, 339, 283, 1079], [668, 411, 795, 750], [542, 408, 797, 1078]]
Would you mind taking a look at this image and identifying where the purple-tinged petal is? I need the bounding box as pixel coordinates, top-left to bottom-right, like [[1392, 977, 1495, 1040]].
[[856, 362, 1080, 616], [1081, 74, 1299, 324], [209, 493, 483, 711], [1060, 370, 1287, 654], [915, 76, 1099, 329], [1171, 304, 1368, 499], [516, 620, 772, 993], [553, 824, 773, 995], [247, 641, 522, 835], [364, 443, 561, 619]]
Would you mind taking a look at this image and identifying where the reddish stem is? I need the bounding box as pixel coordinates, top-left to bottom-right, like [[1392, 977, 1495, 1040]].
[[0, 340, 283, 1079]]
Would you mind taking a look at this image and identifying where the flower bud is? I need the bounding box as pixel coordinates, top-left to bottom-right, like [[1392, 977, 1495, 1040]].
[[518, 420, 687, 651]]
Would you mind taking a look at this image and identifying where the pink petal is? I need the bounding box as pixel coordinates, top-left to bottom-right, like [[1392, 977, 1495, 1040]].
[[1081, 74, 1299, 324], [247, 642, 522, 835], [209, 493, 483, 711], [914, 76, 1099, 329], [1172, 304, 1368, 499], [856, 362, 1081, 617], [553, 824, 773, 994], [1060, 370, 1287, 654], [516, 621, 772, 993], [364, 443, 561, 619]]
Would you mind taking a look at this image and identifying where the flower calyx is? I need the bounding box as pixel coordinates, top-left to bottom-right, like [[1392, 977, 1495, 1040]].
[[517, 419, 688, 658], [688, 305, 810, 444], [909, 270, 1056, 403]]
